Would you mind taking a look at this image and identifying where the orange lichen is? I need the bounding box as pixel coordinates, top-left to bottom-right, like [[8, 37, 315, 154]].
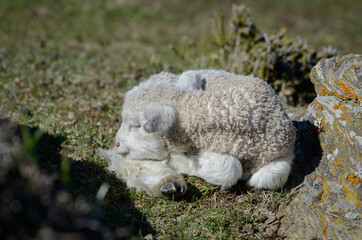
[[342, 185, 359, 208], [321, 180, 330, 202], [320, 85, 329, 96], [356, 202, 361, 208], [320, 212, 327, 236], [335, 162, 341, 166], [338, 106, 351, 120], [316, 116, 326, 128], [321, 212, 324, 224], [311, 68, 317, 75], [347, 176, 361, 184], [333, 104, 339, 110], [337, 81, 358, 100]]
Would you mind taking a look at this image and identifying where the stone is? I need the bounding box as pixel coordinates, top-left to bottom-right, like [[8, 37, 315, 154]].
[[255, 213, 268, 223], [242, 223, 254, 234], [310, 53, 361, 100], [265, 215, 277, 225], [279, 54, 362, 239], [264, 224, 279, 237], [144, 233, 155, 240]]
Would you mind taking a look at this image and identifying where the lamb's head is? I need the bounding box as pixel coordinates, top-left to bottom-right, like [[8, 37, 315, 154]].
[[115, 82, 184, 161], [114, 105, 175, 160]]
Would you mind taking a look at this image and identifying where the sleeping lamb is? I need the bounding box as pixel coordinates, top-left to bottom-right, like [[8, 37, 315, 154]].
[[100, 70, 296, 197]]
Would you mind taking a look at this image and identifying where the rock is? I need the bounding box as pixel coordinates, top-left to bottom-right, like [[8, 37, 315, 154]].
[[279, 54, 362, 239], [264, 224, 279, 237], [144, 233, 155, 240], [310, 53, 361, 100], [255, 213, 268, 223], [242, 223, 254, 234], [265, 215, 277, 225], [276, 211, 284, 220]]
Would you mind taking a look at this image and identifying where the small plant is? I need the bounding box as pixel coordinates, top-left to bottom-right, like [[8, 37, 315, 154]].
[[176, 4, 339, 106]]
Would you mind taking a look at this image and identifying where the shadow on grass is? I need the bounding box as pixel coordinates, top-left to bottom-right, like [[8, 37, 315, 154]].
[[175, 182, 202, 202], [2, 119, 155, 238], [69, 160, 154, 236]]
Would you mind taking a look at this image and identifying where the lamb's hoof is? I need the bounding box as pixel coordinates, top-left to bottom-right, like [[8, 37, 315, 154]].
[[160, 181, 186, 198]]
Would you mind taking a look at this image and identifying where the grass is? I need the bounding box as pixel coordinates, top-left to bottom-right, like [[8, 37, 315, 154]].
[[0, 0, 360, 239]]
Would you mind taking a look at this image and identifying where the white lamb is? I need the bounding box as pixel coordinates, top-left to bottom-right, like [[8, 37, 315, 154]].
[[100, 70, 296, 197]]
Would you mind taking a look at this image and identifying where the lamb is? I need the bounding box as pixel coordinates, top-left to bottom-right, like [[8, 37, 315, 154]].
[[100, 70, 296, 197]]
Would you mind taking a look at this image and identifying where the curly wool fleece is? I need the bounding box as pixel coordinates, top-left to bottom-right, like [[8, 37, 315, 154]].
[[121, 70, 296, 174]]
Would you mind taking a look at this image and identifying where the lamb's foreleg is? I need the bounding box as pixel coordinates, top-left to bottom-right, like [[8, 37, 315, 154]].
[[123, 160, 187, 198], [99, 148, 186, 197]]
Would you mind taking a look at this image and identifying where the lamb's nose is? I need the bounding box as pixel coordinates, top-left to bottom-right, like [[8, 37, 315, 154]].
[[116, 142, 130, 156]]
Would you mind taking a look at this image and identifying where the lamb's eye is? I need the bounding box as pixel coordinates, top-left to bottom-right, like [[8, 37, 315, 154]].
[[130, 124, 141, 129]]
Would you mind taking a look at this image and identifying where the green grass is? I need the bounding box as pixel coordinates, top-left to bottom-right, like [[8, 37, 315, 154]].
[[0, 0, 360, 239]]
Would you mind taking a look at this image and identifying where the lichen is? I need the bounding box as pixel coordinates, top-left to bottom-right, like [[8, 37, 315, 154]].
[[320, 211, 327, 236], [346, 176, 361, 184], [337, 81, 358, 100], [342, 186, 359, 205]]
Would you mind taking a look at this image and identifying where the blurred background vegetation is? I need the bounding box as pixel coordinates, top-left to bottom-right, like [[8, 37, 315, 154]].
[[0, 0, 361, 239], [1, 0, 360, 108]]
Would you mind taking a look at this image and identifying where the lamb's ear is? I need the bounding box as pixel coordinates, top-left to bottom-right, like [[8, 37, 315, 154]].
[[139, 104, 176, 132]]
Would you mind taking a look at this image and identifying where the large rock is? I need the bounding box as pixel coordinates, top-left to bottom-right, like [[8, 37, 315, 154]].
[[279, 54, 361, 239], [310, 54, 361, 100]]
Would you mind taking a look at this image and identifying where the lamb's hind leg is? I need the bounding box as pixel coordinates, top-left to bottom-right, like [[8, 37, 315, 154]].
[[168, 151, 243, 190], [246, 148, 294, 189], [196, 151, 243, 189]]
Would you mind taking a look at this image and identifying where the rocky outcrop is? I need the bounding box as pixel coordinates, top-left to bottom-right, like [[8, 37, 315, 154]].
[[279, 54, 361, 239]]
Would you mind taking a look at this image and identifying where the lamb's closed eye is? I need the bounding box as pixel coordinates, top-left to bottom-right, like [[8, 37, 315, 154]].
[[130, 124, 141, 129]]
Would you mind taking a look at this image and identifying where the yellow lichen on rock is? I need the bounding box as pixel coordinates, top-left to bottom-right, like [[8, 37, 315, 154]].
[[346, 176, 361, 184], [337, 81, 358, 100]]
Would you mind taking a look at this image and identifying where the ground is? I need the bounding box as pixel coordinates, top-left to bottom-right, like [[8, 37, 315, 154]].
[[0, 0, 361, 239]]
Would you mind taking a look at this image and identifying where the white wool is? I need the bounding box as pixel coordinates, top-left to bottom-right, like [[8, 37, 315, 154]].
[[100, 70, 296, 197], [246, 148, 294, 189]]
